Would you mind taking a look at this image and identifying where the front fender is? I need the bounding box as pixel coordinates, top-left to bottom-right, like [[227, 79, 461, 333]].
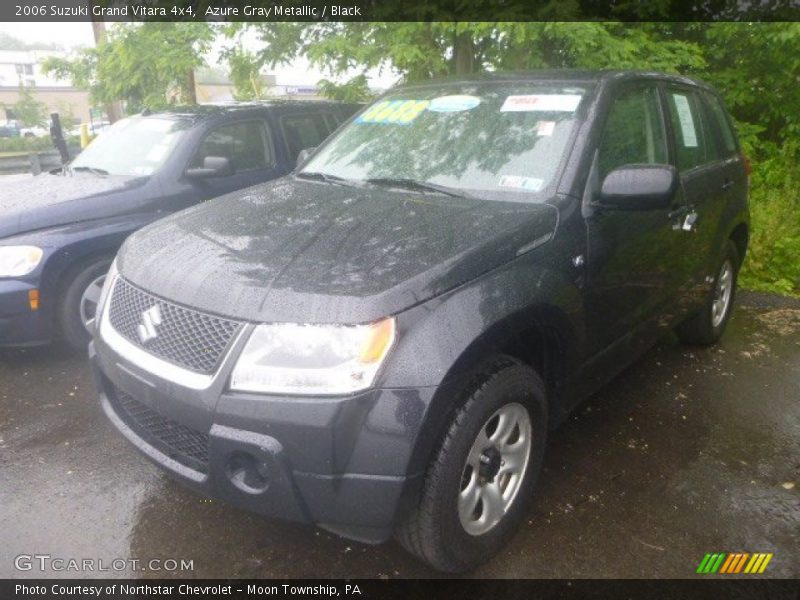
[[381, 249, 585, 478], [383, 250, 584, 389], [4, 213, 163, 317]]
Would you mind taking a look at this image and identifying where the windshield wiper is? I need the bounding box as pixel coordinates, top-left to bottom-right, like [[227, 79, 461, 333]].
[[295, 171, 359, 187], [364, 177, 474, 199], [71, 165, 109, 176]]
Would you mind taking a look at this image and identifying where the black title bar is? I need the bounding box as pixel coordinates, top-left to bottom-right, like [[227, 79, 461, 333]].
[[4, 579, 800, 600], [3, 0, 800, 22]]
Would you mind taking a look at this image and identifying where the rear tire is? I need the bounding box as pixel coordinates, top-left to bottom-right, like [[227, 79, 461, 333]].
[[676, 241, 739, 346], [57, 257, 112, 352], [396, 357, 547, 572]]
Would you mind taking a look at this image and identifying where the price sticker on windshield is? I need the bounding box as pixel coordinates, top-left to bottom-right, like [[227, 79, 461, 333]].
[[356, 100, 430, 124], [499, 175, 544, 191], [501, 94, 582, 112]]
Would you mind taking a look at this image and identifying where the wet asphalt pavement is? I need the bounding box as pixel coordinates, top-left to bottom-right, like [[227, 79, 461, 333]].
[[1, 292, 798, 579]]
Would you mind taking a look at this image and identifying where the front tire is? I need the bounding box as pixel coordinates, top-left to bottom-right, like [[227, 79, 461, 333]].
[[676, 241, 739, 346], [57, 257, 112, 351], [396, 357, 547, 572]]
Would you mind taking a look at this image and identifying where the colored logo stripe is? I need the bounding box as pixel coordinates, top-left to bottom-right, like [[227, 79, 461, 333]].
[[697, 552, 773, 574], [697, 553, 726, 573], [720, 553, 749, 573], [745, 553, 773, 574]]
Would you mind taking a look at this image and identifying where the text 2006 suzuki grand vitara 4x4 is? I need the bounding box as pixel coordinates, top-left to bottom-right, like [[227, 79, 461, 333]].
[[90, 71, 749, 572]]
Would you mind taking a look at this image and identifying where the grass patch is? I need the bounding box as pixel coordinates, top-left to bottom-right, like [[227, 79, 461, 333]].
[[739, 145, 800, 297]]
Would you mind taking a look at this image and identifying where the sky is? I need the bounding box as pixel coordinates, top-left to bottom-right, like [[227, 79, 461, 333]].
[[0, 22, 399, 89]]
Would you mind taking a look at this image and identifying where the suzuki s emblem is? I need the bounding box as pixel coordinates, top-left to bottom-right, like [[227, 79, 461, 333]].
[[137, 305, 162, 344]]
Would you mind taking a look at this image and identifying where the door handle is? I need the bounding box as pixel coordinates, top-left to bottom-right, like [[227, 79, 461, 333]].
[[682, 211, 699, 232], [721, 180, 734, 191], [669, 206, 698, 232]]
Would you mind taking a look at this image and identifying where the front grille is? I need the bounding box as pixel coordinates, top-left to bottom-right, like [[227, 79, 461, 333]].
[[107, 277, 242, 374], [111, 385, 209, 473]]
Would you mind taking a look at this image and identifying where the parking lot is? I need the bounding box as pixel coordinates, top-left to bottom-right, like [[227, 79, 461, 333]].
[[1, 292, 798, 579]]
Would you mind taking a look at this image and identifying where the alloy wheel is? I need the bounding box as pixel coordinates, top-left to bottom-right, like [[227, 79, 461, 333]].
[[711, 259, 733, 328], [80, 274, 106, 333], [458, 402, 533, 536]]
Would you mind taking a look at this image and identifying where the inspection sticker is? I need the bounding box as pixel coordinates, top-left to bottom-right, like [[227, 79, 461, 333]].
[[536, 120, 556, 136], [672, 94, 698, 147], [427, 94, 481, 113], [501, 94, 582, 112], [356, 99, 430, 124], [499, 175, 544, 191]]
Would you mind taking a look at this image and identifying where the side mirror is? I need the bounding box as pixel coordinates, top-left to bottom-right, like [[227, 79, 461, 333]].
[[599, 164, 677, 211], [185, 156, 234, 180], [296, 146, 317, 169]]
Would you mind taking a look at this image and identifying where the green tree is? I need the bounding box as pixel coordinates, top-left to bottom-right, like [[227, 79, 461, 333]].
[[13, 85, 48, 127], [42, 23, 215, 113], [54, 100, 80, 131], [699, 23, 800, 146], [224, 45, 267, 100], [226, 22, 706, 100]]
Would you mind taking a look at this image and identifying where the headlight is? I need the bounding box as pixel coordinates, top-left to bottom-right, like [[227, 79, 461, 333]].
[[95, 258, 118, 323], [230, 317, 396, 395], [0, 246, 43, 277]]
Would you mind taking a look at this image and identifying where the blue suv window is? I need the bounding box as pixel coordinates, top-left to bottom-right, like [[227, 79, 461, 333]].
[[191, 120, 274, 172], [281, 113, 337, 163]]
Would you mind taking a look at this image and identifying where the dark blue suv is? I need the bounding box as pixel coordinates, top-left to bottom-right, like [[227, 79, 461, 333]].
[[0, 101, 359, 349]]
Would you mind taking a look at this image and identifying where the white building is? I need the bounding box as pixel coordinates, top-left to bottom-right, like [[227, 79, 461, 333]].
[[0, 50, 95, 125], [0, 50, 71, 89]]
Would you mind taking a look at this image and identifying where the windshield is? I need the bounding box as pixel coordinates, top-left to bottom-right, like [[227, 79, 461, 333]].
[[302, 82, 588, 200], [70, 116, 188, 177]]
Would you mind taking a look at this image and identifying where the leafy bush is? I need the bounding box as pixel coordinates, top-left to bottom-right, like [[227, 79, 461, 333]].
[[0, 135, 80, 153], [0, 136, 55, 152], [739, 142, 800, 297]]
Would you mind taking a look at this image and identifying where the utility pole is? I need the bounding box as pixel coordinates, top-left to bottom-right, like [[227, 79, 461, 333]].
[[90, 16, 123, 123]]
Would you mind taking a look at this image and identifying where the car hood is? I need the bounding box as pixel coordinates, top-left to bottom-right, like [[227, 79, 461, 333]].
[[118, 178, 558, 324], [0, 171, 148, 238]]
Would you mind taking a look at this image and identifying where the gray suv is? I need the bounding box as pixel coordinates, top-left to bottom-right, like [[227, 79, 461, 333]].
[[90, 70, 749, 572]]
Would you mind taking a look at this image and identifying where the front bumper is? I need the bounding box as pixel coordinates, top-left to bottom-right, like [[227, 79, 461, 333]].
[[90, 330, 432, 544], [0, 278, 51, 346]]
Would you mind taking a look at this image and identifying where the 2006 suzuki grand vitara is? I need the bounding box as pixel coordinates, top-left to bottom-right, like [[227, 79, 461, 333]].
[[90, 70, 749, 572]]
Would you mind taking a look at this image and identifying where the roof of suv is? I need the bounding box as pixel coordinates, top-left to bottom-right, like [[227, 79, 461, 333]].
[[395, 69, 713, 92], [140, 100, 358, 123]]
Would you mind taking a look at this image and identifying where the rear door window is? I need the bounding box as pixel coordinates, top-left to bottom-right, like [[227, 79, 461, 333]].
[[598, 85, 668, 178], [665, 90, 711, 171], [702, 92, 738, 158], [190, 120, 274, 172], [280, 113, 335, 163]]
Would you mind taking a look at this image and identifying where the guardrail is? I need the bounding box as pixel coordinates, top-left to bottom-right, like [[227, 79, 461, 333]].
[[0, 147, 82, 175]]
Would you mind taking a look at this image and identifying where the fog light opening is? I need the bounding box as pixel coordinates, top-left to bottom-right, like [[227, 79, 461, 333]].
[[226, 451, 271, 494]]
